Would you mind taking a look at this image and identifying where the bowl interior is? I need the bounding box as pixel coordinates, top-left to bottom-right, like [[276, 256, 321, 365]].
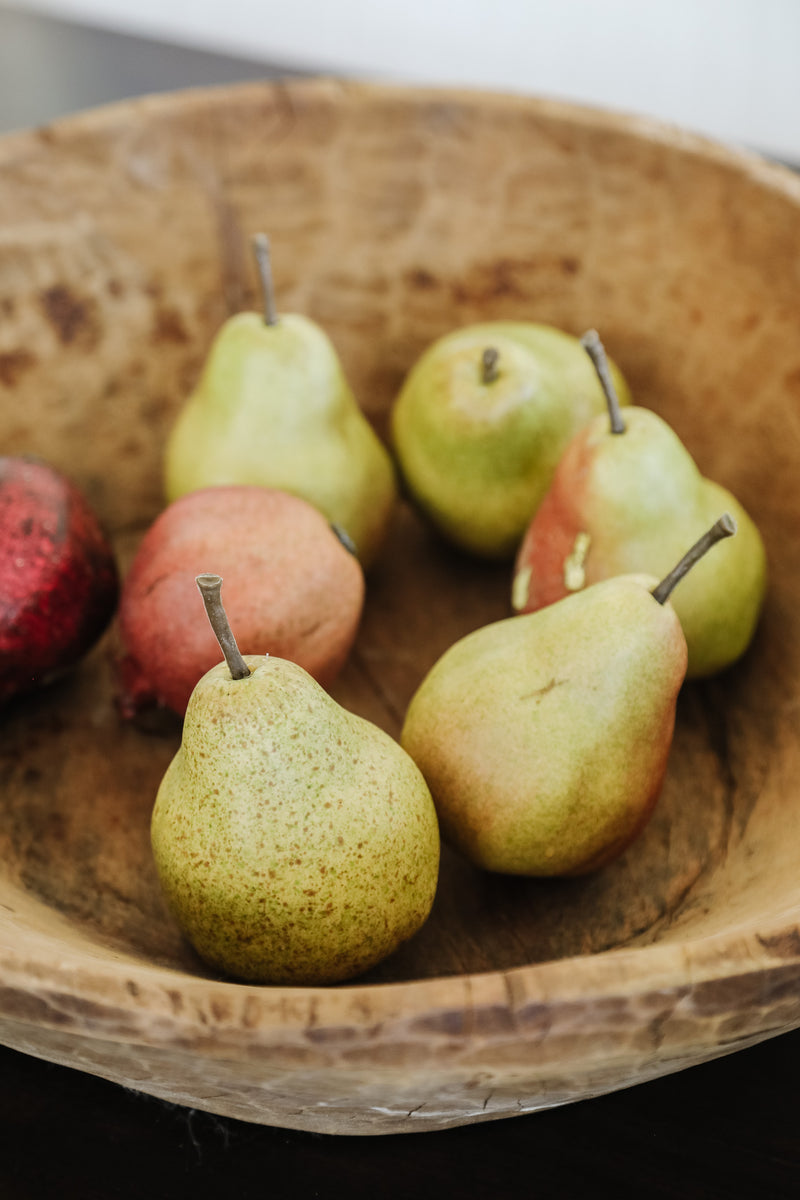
[[1, 79, 800, 989]]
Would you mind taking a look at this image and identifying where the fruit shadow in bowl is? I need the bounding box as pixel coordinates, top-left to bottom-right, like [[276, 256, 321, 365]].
[[0, 495, 772, 985]]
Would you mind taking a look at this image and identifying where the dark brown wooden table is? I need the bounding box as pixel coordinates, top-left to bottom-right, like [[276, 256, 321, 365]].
[[4, 1026, 800, 1198]]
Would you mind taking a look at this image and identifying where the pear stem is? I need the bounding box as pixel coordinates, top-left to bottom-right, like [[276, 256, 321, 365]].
[[651, 514, 737, 605], [330, 522, 358, 557], [481, 346, 500, 384], [195, 574, 251, 680], [581, 329, 626, 435], [251, 233, 278, 327]]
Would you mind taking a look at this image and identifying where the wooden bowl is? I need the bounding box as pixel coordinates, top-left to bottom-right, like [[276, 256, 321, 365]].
[[2, 78, 800, 1136]]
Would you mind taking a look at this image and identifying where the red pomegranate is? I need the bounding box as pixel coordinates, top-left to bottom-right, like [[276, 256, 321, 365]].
[[0, 456, 119, 702]]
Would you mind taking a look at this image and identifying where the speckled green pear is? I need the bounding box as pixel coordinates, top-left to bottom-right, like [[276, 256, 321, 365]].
[[152, 655, 440, 984], [401, 518, 735, 877], [390, 320, 632, 559], [164, 237, 396, 567], [151, 575, 439, 985]]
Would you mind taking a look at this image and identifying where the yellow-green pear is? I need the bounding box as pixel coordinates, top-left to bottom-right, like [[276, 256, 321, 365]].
[[390, 320, 632, 559], [164, 235, 397, 567], [151, 575, 440, 985], [401, 518, 735, 877], [513, 331, 767, 677]]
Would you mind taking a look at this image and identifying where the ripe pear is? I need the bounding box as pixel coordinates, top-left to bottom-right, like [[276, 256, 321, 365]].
[[512, 330, 767, 677], [117, 485, 364, 718], [401, 518, 735, 876], [163, 234, 397, 567], [390, 320, 632, 558], [151, 574, 440, 985]]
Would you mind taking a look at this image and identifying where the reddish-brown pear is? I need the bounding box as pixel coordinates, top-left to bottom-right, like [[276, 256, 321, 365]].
[[116, 485, 364, 718]]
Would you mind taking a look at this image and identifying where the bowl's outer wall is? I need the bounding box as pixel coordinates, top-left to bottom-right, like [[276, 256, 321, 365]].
[[2, 79, 800, 1133]]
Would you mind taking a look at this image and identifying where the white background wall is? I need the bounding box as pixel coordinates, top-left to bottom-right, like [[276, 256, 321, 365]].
[[9, 0, 800, 162]]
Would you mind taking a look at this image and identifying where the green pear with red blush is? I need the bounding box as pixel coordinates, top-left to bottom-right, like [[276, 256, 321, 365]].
[[402, 518, 735, 877], [512, 330, 767, 677]]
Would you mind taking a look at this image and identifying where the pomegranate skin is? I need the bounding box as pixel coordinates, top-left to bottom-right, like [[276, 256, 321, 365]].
[[0, 456, 119, 702], [116, 486, 365, 719]]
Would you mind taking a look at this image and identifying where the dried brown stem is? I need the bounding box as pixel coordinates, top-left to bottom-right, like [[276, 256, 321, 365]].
[[481, 347, 500, 384], [652, 514, 737, 605], [195, 574, 251, 680], [251, 232, 279, 326], [581, 329, 626, 434]]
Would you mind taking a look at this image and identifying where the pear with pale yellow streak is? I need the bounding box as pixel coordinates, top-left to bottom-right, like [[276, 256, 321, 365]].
[[512, 330, 767, 677], [401, 517, 735, 877], [151, 574, 439, 985]]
